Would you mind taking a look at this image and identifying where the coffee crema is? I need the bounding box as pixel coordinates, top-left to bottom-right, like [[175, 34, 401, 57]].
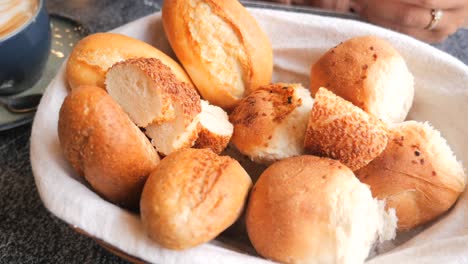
[[0, 0, 39, 40]]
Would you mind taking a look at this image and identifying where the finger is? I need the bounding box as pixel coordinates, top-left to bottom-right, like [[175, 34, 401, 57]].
[[399, 0, 464, 10], [360, 0, 433, 29], [371, 18, 451, 43]]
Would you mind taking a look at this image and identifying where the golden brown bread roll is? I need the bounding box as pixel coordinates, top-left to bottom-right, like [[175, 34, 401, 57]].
[[246, 155, 397, 264], [58, 86, 160, 209], [356, 121, 466, 231], [193, 100, 233, 154], [230, 83, 313, 164], [106, 58, 202, 156], [304, 87, 388, 171], [162, 0, 273, 109], [140, 148, 252, 250], [66, 33, 193, 90], [310, 36, 414, 123]]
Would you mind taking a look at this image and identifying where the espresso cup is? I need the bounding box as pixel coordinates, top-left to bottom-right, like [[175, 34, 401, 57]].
[[0, 0, 51, 95]]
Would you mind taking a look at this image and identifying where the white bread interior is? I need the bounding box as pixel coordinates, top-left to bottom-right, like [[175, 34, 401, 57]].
[[257, 87, 313, 163], [145, 104, 200, 156], [106, 58, 178, 127], [366, 56, 414, 123], [193, 100, 233, 154], [106, 58, 201, 156]]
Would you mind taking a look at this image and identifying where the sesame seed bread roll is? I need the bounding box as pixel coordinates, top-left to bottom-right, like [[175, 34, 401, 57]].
[[106, 58, 202, 156], [310, 36, 414, 123], [193, 100, 233, 154], [58, 86, 160, 209], [106, 58, 196, 127], [304, 87, 388, 171], [230, 83, 314, 164], [246, 156, 397, 264], [144, 90, 201, 156], [140, 148, 252, 250], [66, 33, 193, 90], [162, 0, 273, 110], [356, 121, 466, 231]]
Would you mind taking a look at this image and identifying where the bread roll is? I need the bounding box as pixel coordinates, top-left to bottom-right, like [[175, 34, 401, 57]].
[[106, 58, 200, 127], [140, 148, 252, 250], [58, 86, 160, 209], [310, 36, 414, 123], [66, 33, 193, 90], [106, 58, 201, 156], [304, 87, 388, 171], [193, 100, 233, 154], [246, 156, 397, 264], [162, 0, 273, 109], [356, 121, 466, 231], [145, 98, 200, 156], [230, 83, 313, 164]]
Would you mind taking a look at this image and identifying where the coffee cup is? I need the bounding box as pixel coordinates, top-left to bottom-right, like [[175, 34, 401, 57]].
[[0, 0, 51, 95]]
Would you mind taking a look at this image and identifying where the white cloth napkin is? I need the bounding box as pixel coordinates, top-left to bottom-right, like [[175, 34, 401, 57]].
[[30, 9, 468, 264]]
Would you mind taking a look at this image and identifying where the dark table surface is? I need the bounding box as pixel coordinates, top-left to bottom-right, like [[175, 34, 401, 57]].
[[1, 1, 467, 263]]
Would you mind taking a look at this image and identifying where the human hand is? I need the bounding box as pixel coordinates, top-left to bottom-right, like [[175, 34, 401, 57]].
[[351, 0, 468, 43]]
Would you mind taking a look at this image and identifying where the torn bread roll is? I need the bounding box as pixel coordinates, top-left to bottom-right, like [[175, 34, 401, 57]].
[[310, 36, 414, 123], [145, 94, 201, 156], [162, 0, 273, 109], [246, 156, 397, 264], [193, 100, 233, 154], [304, 87, 388, 171], [356, 121, 466, 231], [106, 58, 202, 156], [230, 83, 313, 164], [58, 86, 160, 209], [66, 33, 193, 90], [140, 148, 252, 250]]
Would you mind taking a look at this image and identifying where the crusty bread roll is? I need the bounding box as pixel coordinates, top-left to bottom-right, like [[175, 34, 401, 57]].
[[304, 87, 388, 171], [162, 0, 273, 109], [356, 121, 466, 231], [193, 100, 233, 154], [246, 156, 397, 264], [310, 36, 414, 123], [230, 83, 313, 164], [58, 86, 160, 209], [106, 58, 202, 156], [145, 99, 200, 156], [66, 33, 193, 90], [140, 148, 252, 250]]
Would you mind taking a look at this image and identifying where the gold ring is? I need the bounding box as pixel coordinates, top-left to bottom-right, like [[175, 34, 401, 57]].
[[426, 9, 443, 30]]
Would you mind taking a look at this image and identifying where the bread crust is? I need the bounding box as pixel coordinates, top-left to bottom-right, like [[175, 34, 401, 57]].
[[162, 0, 273, 110], [356, 121, 466, 230], [304, 87, 388, 171], [310, 36, 414, 123], [246, 155, 389, 264], [66, 33, 193, 90], [58, 86, 160, 209], [140, 148, 252, 249], [193, 128, 231, 154], [230, 83, 311, 164], [231, 83, 300, 154]]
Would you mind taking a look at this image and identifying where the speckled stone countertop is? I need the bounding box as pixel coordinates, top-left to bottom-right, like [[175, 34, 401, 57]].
[[1, 1, 467, 263]]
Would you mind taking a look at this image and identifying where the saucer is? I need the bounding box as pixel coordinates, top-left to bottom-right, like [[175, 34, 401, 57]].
[[0, 15, 86, 132]]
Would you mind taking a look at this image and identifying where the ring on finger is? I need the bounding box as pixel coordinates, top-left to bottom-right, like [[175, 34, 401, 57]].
[[426, 9, 444, 30]]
